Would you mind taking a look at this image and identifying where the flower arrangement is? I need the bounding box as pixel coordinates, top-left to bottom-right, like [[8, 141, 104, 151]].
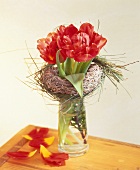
[[34, 22, 128, 100], [37, 22, 107, 98], [25, 22, 135, 157]]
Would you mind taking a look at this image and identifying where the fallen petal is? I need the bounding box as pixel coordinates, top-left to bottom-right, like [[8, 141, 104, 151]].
[[23, 134, 33, 140], [40, 145, 52, 158], [51, 153, 69, 160], [29, 136, 55, 148], [28, 128, 49, 139], [44, 157, 65, 166], [7, 150, 37, 159], [44, 136, 55, 145], [40, 145, 69, 166], [29, 138, 46, 148]]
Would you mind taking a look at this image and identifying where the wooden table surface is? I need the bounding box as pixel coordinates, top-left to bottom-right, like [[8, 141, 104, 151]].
[[0, 125, 140, 170]]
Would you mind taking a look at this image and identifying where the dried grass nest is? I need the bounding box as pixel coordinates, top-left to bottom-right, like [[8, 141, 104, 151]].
[[35, 62, 104, 100]]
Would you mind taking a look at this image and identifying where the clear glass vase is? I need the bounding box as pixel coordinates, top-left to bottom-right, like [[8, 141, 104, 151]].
[[58, 97, 89, 157]]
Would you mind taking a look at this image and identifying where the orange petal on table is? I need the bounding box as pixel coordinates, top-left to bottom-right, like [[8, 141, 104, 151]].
[[40, 145, 52, 158], [7, 150, 37, 159], [23, 134, 33, 140], [44, 136, 55, 145], [40, 145, 69, 166]]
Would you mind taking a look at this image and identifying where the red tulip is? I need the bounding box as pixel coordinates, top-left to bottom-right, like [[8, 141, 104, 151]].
[[37, 22, 107, 64], [57, 22, 107, 62], [37, 33, 59, 64]]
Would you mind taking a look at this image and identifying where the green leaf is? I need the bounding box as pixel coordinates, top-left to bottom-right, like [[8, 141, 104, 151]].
[[64, 58, 78, 75], [65, 73, 85, 97], [56, 50, 66, 78], [72, 61, 78, 74], [80, 59, 92, 73], [64, 57, 72, 75], [75, 62, 83, 73]]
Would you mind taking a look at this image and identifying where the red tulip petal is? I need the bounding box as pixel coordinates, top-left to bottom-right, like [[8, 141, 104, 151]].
[[43, 153, 69, 166], [29, 136, 55, 148], [7, 150, 37, 159], [40, 145, 69, 166], [64, 24, 78, 37], [27, 128, 49, 139], [97, 37, 107, 49], [51, 153, 69, 160], [29, 138, 46, 148], [44, 157, 65, 166], [35, 128, 49, 138], [79, 22, 94, 39]]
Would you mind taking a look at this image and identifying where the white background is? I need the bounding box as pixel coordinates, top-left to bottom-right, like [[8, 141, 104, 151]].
[[0, 0, 140, 146]]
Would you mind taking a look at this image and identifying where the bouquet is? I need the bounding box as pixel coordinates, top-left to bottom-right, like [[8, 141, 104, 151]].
[[26, 22, 131, 157], [35, 22, 125, 99]]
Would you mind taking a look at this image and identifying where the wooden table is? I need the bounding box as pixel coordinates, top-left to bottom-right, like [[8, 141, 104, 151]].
[[0, 125, 140, 170]]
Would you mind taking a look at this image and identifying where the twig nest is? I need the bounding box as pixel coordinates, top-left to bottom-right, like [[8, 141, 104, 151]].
[[41, 63, 104, 97]]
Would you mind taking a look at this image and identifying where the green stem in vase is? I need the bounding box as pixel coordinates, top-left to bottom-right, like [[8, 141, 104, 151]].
[[67, 128, 83, 144], [59, 112, 74, 145], [71, 98, 87, 144], [58, 96, 87, 147]]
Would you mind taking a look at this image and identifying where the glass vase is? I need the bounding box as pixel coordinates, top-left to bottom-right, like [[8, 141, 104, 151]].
[[58, 97, 89, 157]]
